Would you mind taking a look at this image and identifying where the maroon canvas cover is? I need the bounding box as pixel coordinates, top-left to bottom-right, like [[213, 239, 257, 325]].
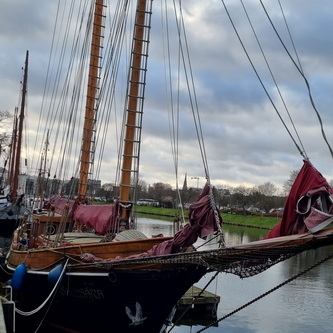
[[264, 160, 333, 239], [82, 183, 221, 263], [140, 183, 220, 256], [44, 195, 76, 216], [73, 204, 115, 234]]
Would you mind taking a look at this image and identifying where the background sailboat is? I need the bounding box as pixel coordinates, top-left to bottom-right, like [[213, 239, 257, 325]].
[[0, 51, 31, 245]]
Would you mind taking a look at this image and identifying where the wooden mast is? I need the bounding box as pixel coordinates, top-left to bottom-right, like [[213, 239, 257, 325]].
[[78, 0, 105, 203], [119, 0, 151, 219], [7, 107, 18, 189], [37, 129, 50, 207], [12, 50, 29, 203]]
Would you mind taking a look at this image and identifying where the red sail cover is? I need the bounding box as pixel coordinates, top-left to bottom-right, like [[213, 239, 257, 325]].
[[82, 183, 221, 263], [134, 183, 220, 256], [44, 195, 76, 216], [73, 205, 114, 234], [264, 160, 333, 239], [45, 196, 119, 234]]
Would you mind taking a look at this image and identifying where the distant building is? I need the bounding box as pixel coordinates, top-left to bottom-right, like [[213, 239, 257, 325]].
[[87, 179, 101, 195]]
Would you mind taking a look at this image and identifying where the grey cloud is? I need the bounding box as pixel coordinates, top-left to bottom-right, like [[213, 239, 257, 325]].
[[1, 0, 332, 190]]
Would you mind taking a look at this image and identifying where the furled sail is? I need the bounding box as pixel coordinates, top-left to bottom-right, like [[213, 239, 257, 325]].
[[264, 160, 333, 239]]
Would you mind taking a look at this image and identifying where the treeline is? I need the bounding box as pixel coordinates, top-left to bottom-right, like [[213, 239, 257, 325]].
[[96, 180, 287, 214]]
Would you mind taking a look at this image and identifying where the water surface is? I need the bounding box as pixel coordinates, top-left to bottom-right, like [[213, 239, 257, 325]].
[[137, 217, 333, 333]]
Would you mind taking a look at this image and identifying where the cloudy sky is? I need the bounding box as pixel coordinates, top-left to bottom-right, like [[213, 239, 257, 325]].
[[0, 0, 333, 193]]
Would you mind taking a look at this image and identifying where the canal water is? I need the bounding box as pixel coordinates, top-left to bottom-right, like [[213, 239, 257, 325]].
[[137, 217, 333, 333]]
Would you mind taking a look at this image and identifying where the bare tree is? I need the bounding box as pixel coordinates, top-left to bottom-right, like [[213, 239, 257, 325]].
[[283, 169, 300, 195], [148, 182, 173, 204], [180, 187, 200, 208], [136, 178, 148, 199], [0, 110, 12, 153], [232, 185, 253, 215], [256, 182, 277, 197], [214, 185, 232, 209]]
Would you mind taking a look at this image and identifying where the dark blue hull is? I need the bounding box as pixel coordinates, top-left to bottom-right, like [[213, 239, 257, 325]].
[[14, 265, 207, 332]]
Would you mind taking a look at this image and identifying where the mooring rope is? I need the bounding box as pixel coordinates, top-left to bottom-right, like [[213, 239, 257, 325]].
[[15, 258, 69, 316], [195, 252, 333, 332], [167, 271, 220, 332]]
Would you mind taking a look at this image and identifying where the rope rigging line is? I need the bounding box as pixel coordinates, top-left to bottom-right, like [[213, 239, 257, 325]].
[[32, 1, 97, 193], [69, 6, 101, 194], [163, 0, 178, 179], [161, 0, 185, 218], [114, 2, 136, 192], [23, 82, 31, 177], [259, 0, 333, 160], [90, 1, 121, 182], [220, 0, 306, 160], [73, 229, 331, 278], [66, 0, 97, 183], [81, 0, 134, 189], [171, 0, 211, 182], [168, 271, 220, 332], [110, 2, 136, 194], [195, 251, 333, 332], [30, 2, 87, 189], [31, 0, 61, 179], [36, 0, 79, 182], [239, 0, 308, 160], [180, 4, 211, 182], [75, 1, 108, 187], [277, 0, 304, 75], [15, 258, 69, 317]]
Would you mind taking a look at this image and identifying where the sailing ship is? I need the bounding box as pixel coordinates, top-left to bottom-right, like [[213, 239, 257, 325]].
[[3, 1, 333, 332], [0, 51, 30, 245]]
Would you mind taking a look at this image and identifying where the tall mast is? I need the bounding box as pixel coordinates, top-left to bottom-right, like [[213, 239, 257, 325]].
[[7, 107, 18, 188], [78, 0, 105, 203], [37, 129, 50, 206], [12, 50, 29, 203], [119, 0, 152, 219]]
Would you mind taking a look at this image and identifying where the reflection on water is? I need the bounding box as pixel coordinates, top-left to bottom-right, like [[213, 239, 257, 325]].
[[137, 217, 333, 333], [137, 217, 175, 238]]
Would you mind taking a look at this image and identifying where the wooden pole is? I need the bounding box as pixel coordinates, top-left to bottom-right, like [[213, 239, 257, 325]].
[[119, 0, 147, 207], [78, 0, 104, 203], [12, 50, 29, 203]]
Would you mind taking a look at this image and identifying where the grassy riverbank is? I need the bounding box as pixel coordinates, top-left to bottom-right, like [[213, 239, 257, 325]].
[[134, 206, 279, 230]]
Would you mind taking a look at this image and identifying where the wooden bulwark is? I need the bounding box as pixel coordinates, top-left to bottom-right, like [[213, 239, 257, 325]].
[[7, 236, 172, 270]]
